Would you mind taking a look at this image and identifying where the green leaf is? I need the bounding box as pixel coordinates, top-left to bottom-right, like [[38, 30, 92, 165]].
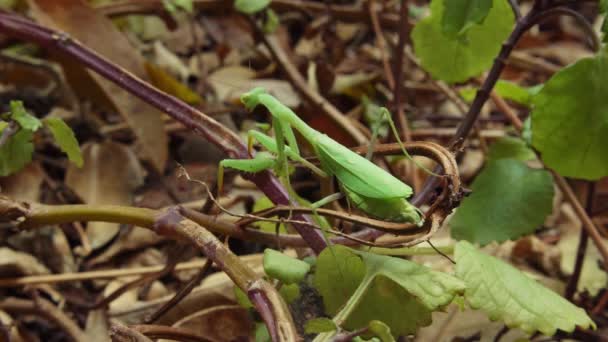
[[255, 323, 270, 342], [450, 159, 554, 245], [412, 0, 514, 83], [263, 249, 310, 284], [234, 0, 271, 14], [279, 283, 300, 303], [304, 318, 337, 334], [441, 0, 493, 37], [531, 54, 608, 180], [367, 321, 395, 342], [487, 136, 536, 162], [44, 118, 83, 168], [314, 246, 465, 337], [9, 101, 42, 132], [455, 241, 595, 335], [460, 80, 535, 106], [0, 129, 34, 176]]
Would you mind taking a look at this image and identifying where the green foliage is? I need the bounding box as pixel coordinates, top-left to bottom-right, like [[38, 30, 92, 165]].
[[314, 245, 465, 337], [304, 318, 337, 334], [486, 136, 536, 162], [279, 283, 300, 303], [234, 0, 271, 14], [412, 0, 514, 83], [366, 321, 395, 342], [44, 117, 83, 168], [9, 101, 42, 132], [531, 54, 608, 180], [0, 129, 34, 176], [441, 0, 493, 38], [459, 80, 537, 107], [263, 249, 310, 284], [450, 159, 554, 245], [455, 241, 595, 335]]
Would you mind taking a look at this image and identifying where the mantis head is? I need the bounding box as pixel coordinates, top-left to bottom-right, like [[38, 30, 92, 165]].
[[240, 87, 267, 111]]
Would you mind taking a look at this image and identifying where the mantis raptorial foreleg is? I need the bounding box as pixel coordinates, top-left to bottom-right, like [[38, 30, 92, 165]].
[[218, 152, 276, 194]]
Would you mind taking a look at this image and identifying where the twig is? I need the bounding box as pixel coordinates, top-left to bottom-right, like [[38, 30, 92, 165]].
[[144, 259, 213, 323], [257, 28, 367, 144], [97, 0, 402, 30], [0, 297, 88, 342], [0, 198, 298, 341], [0, 10, 327, 253], [508, 0, 522, 21], [110, 321, 153, 342], [565, 182, 595, 300], [392, 0, 413, 143], [368, 0, 395, 89], [153, 208, 299, 341]]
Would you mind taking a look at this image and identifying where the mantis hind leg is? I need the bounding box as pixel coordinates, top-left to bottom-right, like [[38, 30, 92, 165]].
[[217, 153, 276, 194]]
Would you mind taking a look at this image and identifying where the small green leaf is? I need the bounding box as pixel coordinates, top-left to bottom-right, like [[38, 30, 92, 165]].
[[255, 323, 270, 342], [304, 318, 337, 334], [234, 0, 271, 14], [460, 80, 536, 107], [531, 53, 608, 180], [44, 117, 83, 168], [9, 101, 41, 132], [412, 0, 514, 83], [487, 136, 536, 162], [455, 241, 596, 335], [441, 0, 493, 37], [0, 129, 34, 176], [450, 159, 554, 245], [263, 249, 310, 284], [314, 246, 465, 337], [279, 283, 300, 303], [367, 320, 395, 342]]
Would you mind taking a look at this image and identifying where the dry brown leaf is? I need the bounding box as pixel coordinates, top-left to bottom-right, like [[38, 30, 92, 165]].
[[7, 226, 77, 274], [172, 305, 253, 342], [0, 162, 44, 202], [0, 310, 26, 342], [27, 0, 168, 172], [0, 247, 50, 277], [86, 227, 164, 266], [65, 142, 145, 250], [85, 309, 111, 342]]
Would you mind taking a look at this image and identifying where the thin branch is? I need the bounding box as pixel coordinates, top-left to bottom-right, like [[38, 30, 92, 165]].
[[368, 0, 395, 89], [154, 208, 299, 341], [565, 182, 595, 300], [508, 0, 522, 21], [143, 259, 213, 323], [110, 321, 153, 342], [0, 297, 88, 342], [0, 10, 327, 253], [257, 27, 367, 144], [392, 0, 413, 143], [97, 0, 402, 30]]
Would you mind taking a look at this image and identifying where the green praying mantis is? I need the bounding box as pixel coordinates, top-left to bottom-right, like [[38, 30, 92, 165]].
[[218, 87, 423, 226]]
